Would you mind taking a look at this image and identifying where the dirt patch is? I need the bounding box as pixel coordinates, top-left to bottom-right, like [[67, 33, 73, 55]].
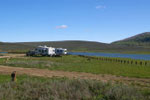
[[0, 54, 25, 58]]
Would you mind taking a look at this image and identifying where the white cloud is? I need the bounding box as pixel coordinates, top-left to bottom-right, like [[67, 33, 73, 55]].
[[96, 5, 106, 9], [56, 25, 68, 29]]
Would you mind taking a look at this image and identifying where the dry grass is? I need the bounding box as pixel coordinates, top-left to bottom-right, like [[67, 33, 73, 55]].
[[0, 75, 148, 100]]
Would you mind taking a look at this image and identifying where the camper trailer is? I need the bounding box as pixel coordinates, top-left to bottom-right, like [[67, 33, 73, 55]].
[[55, 48, 67, 55], [26, 46, 67, 57]]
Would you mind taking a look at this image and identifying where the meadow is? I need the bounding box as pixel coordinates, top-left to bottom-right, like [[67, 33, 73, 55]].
[[0, 55, 150, 78], [0, 74, 148, 100]]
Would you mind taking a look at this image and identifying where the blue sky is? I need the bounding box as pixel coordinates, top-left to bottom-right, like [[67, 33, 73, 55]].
[[0, 0, 150, 43]]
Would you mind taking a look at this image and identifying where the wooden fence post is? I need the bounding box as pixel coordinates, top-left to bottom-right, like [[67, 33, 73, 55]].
[[131, 61, 133, 64], [145, 62, 147, 66], [11, 71, 17, 82], [124, 60, 126, 64], [135, 61, 137, 65], [140, 62, 142, 66]]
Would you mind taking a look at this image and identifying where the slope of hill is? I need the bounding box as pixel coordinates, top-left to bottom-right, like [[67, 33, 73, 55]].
[[18, 40, 114, 51], [0, 39, 150, 54], [0, 41, 111, 52], [0, 42, 34, 52], [112, 32, 150, 47]]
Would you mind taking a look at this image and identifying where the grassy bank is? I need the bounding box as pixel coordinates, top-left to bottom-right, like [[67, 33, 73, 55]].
[[0, 74, 149, 100], [0, 55, 150, 78]]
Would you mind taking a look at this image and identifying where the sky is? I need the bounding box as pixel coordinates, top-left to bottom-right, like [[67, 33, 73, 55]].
[[0, 0, 150, 43]]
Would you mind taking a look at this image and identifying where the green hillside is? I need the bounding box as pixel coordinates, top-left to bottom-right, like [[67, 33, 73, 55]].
[[18, 40, 114, 51], [1, 32, 150, 54], [0, 42, 34, 52], [0, 40, 150, 54], [112, 32, 150, 47]]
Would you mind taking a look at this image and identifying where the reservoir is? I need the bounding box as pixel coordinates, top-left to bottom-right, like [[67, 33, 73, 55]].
[[0, 52, 8, 54], [69, 52, 150, 60]]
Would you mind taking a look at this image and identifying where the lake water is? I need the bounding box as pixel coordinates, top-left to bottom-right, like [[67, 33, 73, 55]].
[[68, 52, 150, 60], [0, 52, 8, 54]]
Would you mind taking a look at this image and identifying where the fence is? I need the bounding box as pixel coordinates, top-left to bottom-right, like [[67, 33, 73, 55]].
[[78, 55, 149, 66]]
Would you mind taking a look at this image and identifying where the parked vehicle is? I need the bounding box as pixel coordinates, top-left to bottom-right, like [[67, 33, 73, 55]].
[[26, 50, 35, 56], [26, 46, 67, 57], [55, 48, 67, 55]]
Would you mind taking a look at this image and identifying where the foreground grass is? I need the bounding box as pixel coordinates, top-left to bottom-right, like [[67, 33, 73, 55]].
[[0, 55, 150, 78], [0, 74, 149, 100]]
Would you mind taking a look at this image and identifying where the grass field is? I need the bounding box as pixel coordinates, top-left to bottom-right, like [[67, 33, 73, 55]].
[[0, 74, 149, 100], [0, 55, 150, 78]]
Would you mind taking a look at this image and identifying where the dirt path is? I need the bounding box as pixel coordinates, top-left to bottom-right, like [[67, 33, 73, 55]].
[[0, 54, 25, 58], [0, 65, 150, 88]]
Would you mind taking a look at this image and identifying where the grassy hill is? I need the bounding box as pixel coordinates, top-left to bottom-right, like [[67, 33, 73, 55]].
[[112, 32, 150, 47], [0, 42, 34, 52], [0, 41, 111, 52], [1, 32, 150, 54], [18, 40, 118, 52], [0, 40, 150, 54]]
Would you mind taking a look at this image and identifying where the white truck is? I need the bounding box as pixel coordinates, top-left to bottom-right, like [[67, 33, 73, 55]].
[[26, 46, 67, 57]]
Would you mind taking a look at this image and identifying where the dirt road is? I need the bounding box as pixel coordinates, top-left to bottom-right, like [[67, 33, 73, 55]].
[[0, 54, 25, 59], [0, 65, 150, 87]]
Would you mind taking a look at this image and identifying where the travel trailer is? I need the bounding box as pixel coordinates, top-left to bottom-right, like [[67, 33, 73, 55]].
[[26, 46, 67, 56], [55, 48, 67, 55]]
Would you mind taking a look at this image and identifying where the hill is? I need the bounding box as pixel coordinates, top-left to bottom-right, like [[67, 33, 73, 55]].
[[112, 32, 150, 47], [0, 42, 34, 52], [18, 40, 113, 51], [1, 40, 112, 52], [1, 40, 150, 54]]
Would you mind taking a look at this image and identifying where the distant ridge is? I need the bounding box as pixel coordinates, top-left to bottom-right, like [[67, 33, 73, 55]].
[[0, 40, 149, 54], [1, 32, 150, 54], [112, 32, 150, 47], [0, 42, 34, 52], [0, 40, 112, 52], [18, 40, 114, 51]]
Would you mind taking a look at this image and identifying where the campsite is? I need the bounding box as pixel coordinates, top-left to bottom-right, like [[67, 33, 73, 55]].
[[1, 0, 150, 99]]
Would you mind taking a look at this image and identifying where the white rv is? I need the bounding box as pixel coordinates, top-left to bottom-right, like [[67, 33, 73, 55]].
[[55, 48, 67, 55], [26, 46, 67, 57], [34, 46, 56, 56]]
